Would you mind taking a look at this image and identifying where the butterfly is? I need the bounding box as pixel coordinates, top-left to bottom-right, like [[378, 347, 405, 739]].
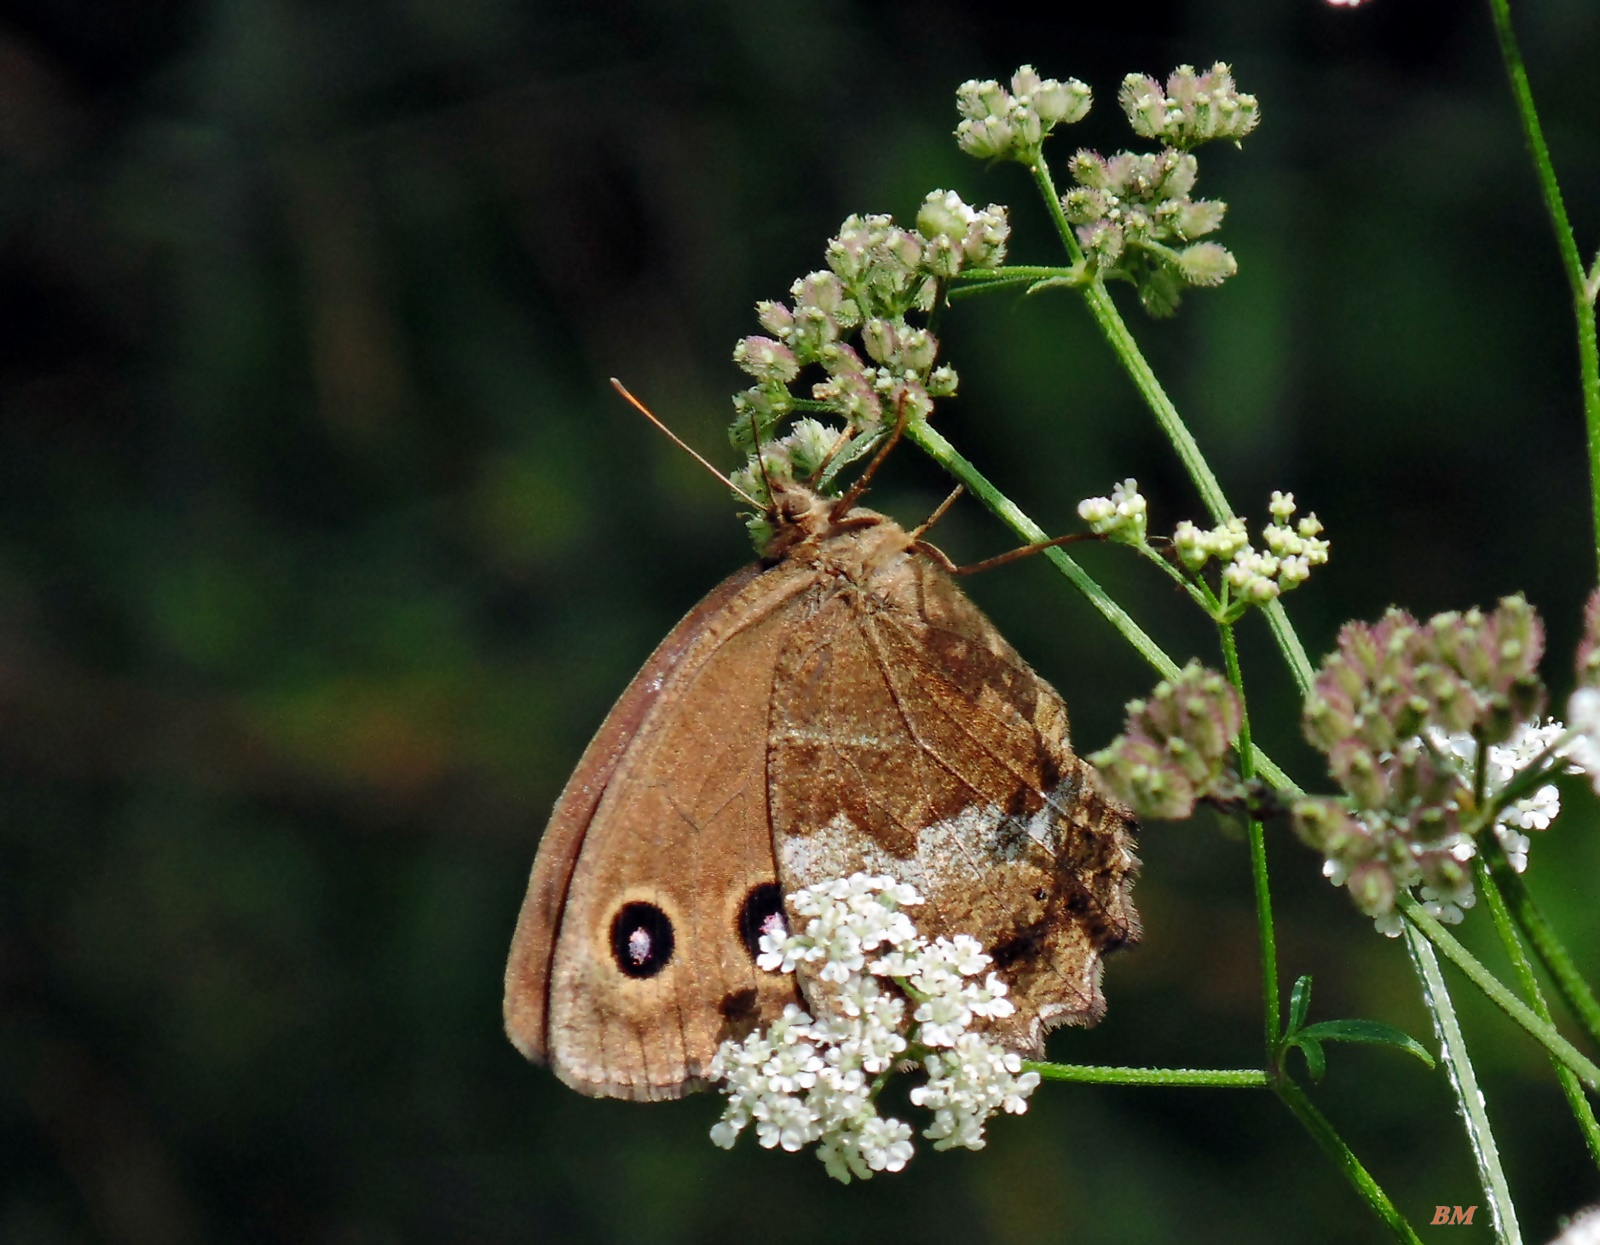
[[504, 402, 1139, 1100]]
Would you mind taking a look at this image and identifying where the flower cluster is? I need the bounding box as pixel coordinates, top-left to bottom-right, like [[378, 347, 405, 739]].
[[1292, 598, 1563, 932], [1428, 725, 1564, 873], [1040, 63, 1260, 316], [728, 196, 1007, 546], [1077, 478, 1148, 545], [1091, 660, 1244, 820], [1303, 599, 1545, 761], [1073, 481, 1328, 620], [1117, 63, 1261, 149], [1063, 147, 1236, 317], [915, 190, 1011, 279], [709, 874, 1041, 1183], [955, 65, 1092, 162], [1176, 491, 1329, 604]]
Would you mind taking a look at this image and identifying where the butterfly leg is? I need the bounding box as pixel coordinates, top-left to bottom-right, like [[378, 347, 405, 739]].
[[909, 485, 965, 540], [949, 530, 1100, 577]]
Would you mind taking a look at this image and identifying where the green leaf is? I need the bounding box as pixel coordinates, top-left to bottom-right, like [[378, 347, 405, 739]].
[[1025, 273, 1085, 296], [816, 429, 885, 491], [1288, 974, 1312, 1035], [1291, 1035, 1326, 1081], [1296, 1019, 1436, 1069]]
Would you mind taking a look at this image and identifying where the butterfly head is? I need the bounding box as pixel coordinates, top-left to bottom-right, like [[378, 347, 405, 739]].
[[759, 477, 888, 561]]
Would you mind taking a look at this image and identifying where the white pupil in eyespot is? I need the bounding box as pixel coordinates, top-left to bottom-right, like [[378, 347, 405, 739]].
[[627, 926, 653, 965]]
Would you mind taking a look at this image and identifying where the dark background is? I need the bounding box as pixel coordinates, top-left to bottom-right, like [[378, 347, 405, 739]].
[[3, 1, 1599, 1241]]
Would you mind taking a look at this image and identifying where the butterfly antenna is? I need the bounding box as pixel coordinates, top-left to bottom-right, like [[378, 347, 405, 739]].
[[747, 407, 777, 509], [610, 378, 763, 510], [830, 397, 908, 519]]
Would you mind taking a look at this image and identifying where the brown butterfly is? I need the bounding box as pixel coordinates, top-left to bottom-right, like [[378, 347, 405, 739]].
[[504, 402, 1139, 1100]]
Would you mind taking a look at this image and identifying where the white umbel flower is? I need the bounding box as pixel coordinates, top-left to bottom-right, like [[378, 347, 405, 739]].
[[911, 1033, 1043, 1151], [1565, 688, 1600, 793], [706, 871, 1042, 1182], [1078, 478, 1148, 545], [1426, 720, 1567, 876], [1549, 1206, 1600, 1245]]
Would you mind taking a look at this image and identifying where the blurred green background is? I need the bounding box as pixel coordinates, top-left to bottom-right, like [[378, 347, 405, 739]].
[[3, 0, 1599, 1241]]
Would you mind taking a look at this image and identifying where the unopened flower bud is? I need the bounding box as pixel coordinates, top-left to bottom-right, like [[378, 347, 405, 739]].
[[1033, 76, 1092, 126], [955, 79, 1007, 122], [1345, 861, 1397, 917], [917, 190, 971, 246], [1173, 199, 1226, 238], [757, 300, 795, 338], [955, 115, 1016, 160], [735, 336, 800, 384], [1010, 104, 1042, 149], [1117, 75, 1169, 139], [926, 365, 959, 398], [1078, 220, 1125, 268], [961, 205, 1010, 268], [1092, 661, 1242, 820], [1176, 242, 1237, 287], [1010, 65, 1043, 100], [861, 319, 898, 366], [1291, 798, 1371, 861]]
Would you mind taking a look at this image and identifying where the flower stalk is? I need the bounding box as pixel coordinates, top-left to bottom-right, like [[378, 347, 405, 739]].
[[1405, 926, 1522, 1245], [1024, 1063, 1268, 1087], [1478, 832, 1600, 1054], [1402, 895, 1600, 1089], [1487, 0, 1600, 566], [1273, 1078, 1424, 1245], [1023, 149, 1316, 693], [1220, 621, 1281, 1049], [1474, 855, 1600, 1171]]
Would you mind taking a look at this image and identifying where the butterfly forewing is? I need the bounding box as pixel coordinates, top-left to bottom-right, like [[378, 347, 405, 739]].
[[505, 564, 804, 1100]]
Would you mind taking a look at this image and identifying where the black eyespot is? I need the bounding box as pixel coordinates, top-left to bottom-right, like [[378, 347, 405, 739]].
[[736, 882, 785, 962], [610, 902, 674, 978], [1033, 888, 1048, 902]]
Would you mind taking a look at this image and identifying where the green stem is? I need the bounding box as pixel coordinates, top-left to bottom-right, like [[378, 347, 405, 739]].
[[1486, 0, 1600, 566], [950, 265, 1081, 283], [1024, 1062, 1268, 1087], [1025, 152, 1316, 694], [1479, 833, 1600, 1054], [1033, 1060, 1419, 1241], [906, 420, 1172, 674], [1220, 622, 1280, 1049], [946, 276, 1043, 301], [1404, 925, 1522, 1245], [1273, 1080, 1423, 1245], [1475, 855, 1600, 1171], [904, 419, 1299, 795], [1400, 894, 1600, 1089]]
